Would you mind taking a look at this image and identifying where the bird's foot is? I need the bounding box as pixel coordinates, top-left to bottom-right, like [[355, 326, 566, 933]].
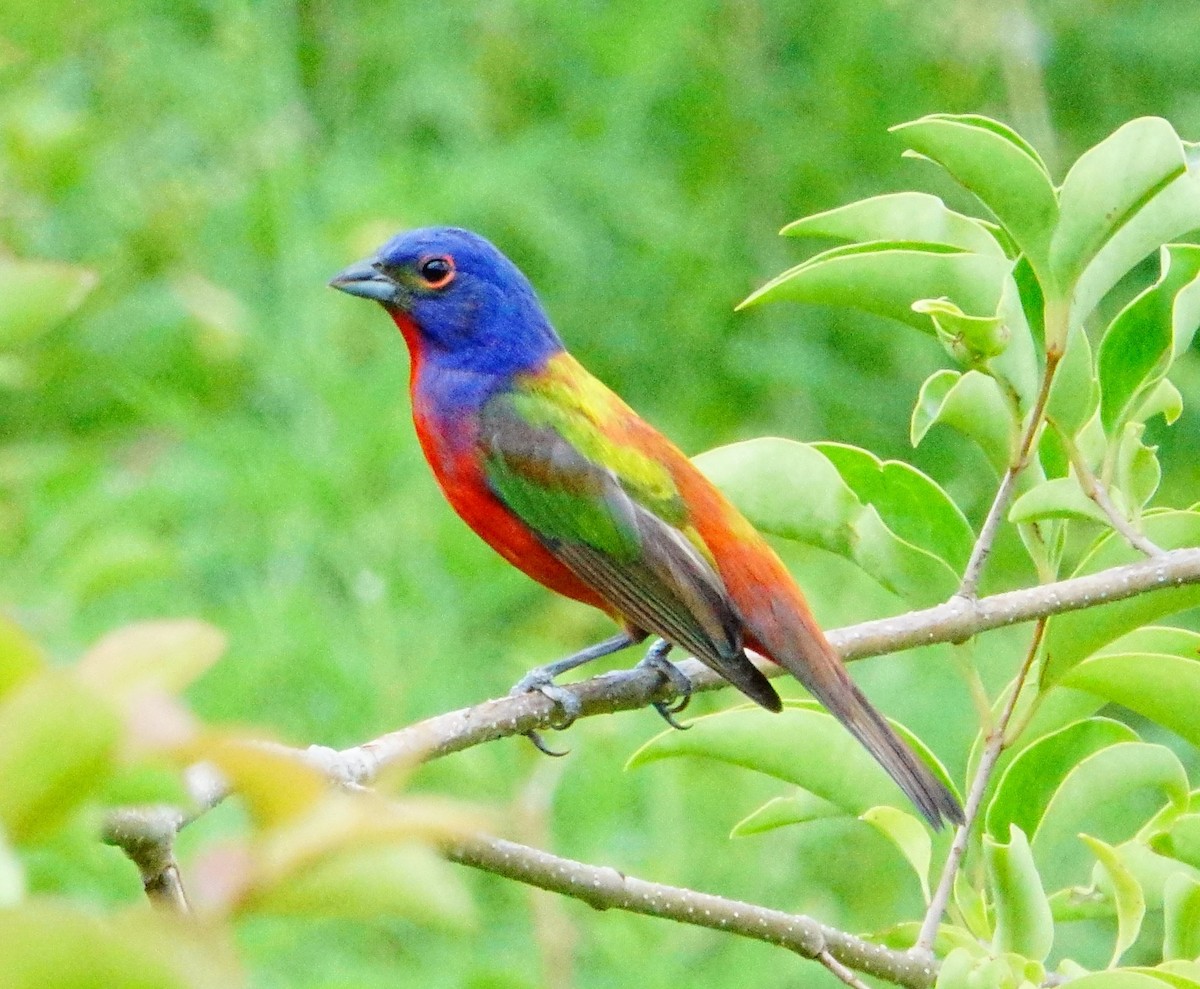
[[509, 669, 584, 728], [637, 640, 693, 730], [509, 633, 641, 757], [509, 668, 584, 757]]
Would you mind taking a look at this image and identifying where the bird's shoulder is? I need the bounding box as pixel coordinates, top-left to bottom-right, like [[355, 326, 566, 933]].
[[483, 353, 689, 521]]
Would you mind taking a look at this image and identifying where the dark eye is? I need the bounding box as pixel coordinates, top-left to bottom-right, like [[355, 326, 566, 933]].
[[418, 255, 455, 289]]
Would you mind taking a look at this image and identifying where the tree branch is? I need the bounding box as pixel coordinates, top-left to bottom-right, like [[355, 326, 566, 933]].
[[1063, 435, 1165, 558], [915, 618, 1046, 953], [447, 832, 940, 989], [958, 349, 1061, 599], [104, 806, 191, 912], [102, 545, 1200, 986], [318, 546, 1200, 778]]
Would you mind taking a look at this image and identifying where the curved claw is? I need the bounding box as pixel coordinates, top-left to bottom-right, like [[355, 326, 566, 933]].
[[524, 730, 570, 757], [662, 692, 691, 717], [652, 701, 693, 731], [637, 640, 693, 729]]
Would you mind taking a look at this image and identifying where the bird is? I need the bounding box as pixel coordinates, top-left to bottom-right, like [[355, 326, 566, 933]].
[[329, 226, 964, 829]]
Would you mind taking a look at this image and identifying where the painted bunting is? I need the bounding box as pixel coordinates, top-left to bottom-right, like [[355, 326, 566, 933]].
[[330, 227, 963, 828]]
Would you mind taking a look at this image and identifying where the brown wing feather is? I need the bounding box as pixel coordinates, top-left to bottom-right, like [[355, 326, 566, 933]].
[[481, 398, 780, 710], [551, 508, 781, 711]]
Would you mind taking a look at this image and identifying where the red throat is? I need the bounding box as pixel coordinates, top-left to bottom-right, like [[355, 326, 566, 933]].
[[383, 311, 613, 618], [388, 308, 424, 389]]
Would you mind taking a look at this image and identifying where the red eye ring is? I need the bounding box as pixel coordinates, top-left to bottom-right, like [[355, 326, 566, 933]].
[[418, 254, 455, 289]]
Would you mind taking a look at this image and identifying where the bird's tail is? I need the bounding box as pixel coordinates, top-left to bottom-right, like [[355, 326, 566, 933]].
[[757, 617, 964, 829]]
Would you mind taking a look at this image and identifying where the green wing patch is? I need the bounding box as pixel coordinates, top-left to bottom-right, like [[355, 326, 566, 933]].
[[506, 374, 686, 525]]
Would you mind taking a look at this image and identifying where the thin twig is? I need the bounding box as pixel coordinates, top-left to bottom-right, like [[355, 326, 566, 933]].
[[915, 618, 1047, 953], [957, 468, 1021, 599], [444, 832, 940, 989], [818, 950, 875, 989], [957, 351, 1062, 599], [1062, 434, 1165, 558]]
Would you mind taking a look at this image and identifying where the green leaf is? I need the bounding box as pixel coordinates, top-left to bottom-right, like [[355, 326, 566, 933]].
[[1154, 961, 1200, 988], [954, 870, 993, 941], [986, 825, 1054, 961], [1032, 742, 1189, 891], [911, 369, 1017, 475], [914, 297, 1010, 366], [77, 619, 227, 700], [0, 614, 44, 700], [0, 258, 98, 348], [1099, 244, 1200, 434], [1163, 873, 1200, 960], [738, 240, 1011, 330], [249, 842, 473, 925], [781, 192, 1008, 257], [0, 825, 23, 908], [987, 717, 1139, 841], [696, 438, 960, 605], [1061, 972, 1188, 989], [1133, 378, 1184, 427], [1060, 646, 1200, 748], [0, 672, 121, 842], [1000, 687, 1108, 769], [1009, 477, 1109, 525], [1045, 319, 1099, 437], [1013, 254, 1047, 348], [1050, 884, 1114, 923], [811, 441, 975, 572], [1149, 814, 1200, 870], [992, 273, 1042, 410], [1101, 624, 1200, 656], [936, 947, 981, 989], [1051, 118, 1191, 295], [1041, 511, 1200, 684], [730, 790, 844, 836], [1072, 159, 1200, 329], [0, 901, 243, 989], [892, 114, 1058, 280], [934, 950, 1034, 989], [1094, 841, 1200, 912], [627, 701, 958, 818], [1081, 834, 1146, 968], [861, 805, 933, 902], [1114, 424, 1161, 512]]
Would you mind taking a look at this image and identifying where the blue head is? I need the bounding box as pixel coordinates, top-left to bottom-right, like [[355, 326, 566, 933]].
[[330, 227, 564, 380]]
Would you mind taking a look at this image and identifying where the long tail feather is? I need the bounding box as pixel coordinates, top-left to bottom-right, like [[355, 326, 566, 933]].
[[762, 623, 964, 829]]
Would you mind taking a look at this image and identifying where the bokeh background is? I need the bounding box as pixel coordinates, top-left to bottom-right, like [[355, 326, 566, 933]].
[[4, 1, 1200, 986]]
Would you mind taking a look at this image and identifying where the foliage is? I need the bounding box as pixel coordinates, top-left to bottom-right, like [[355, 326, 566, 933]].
[[6, 2, 1200, 988], [637, 113, 1200, 985], [0, 615, 474, 987]]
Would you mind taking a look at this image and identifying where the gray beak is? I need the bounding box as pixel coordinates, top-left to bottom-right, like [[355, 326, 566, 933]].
[[328, 258, 401, 304]]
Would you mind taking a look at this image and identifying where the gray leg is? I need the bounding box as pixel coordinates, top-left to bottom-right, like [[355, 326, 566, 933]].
[[637, 640, 693, 730], [512, 632, 638, 754], [512, 632, 638, 700]]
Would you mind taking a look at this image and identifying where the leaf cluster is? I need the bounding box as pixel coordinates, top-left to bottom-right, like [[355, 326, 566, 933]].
[[0, 616, 475, 989], [652, 114, 1200, 986]]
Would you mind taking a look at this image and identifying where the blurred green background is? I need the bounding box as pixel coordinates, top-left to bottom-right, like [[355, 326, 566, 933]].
[[4, 0, 1200, 985]]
